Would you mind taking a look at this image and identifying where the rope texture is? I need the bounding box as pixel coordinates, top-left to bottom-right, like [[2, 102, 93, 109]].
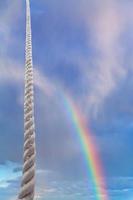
[[18, 0, 36, 199]]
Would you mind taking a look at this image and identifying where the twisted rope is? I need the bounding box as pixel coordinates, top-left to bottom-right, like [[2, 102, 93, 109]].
[[18, 0, 36, 199]]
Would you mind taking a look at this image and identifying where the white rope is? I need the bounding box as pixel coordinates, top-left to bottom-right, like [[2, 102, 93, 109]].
[[17, 0, 36, 199]]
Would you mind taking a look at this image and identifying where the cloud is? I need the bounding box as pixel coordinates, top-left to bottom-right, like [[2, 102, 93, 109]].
[[78, 0, 127, 116], [26, 174, 133, 200], [0, 0, 22, 55], [31, 0, 133, 117], [0, 161, 21, 189]]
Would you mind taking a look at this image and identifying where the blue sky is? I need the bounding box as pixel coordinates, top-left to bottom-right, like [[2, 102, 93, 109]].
[[1, 0, 133, 199]]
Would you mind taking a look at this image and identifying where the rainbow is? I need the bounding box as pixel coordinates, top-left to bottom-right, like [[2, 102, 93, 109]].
[[61, 94, 109, 200], [35, 76, 109, 199]]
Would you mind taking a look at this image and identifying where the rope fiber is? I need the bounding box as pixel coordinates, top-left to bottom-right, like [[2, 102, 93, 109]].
[[17, 0, 36, 199]]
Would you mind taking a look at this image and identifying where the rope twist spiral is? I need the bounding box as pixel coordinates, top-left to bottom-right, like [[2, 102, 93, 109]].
[[17, 0, 36, 199]]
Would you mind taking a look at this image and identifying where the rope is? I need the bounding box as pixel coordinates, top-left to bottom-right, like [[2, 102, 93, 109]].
[[17, 0, 36, 199]]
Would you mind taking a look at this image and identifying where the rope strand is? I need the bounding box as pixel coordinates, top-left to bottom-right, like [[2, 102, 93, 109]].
[[17, 0, 36, 199]]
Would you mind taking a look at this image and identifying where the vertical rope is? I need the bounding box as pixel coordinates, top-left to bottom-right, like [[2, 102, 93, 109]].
[[18, 0, 36, 199]]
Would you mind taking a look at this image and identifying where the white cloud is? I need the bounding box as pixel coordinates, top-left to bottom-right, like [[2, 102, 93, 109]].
[[0, 161, 21, 189], [80, 0, 127, 116], [0, 62, 54, 97], [0, 0, 22, 54]]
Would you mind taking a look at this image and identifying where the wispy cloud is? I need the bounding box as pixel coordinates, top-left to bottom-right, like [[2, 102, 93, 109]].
[[0, 0, 22, 55], [78, 0, 128, 116], [0, 161, 21, 189], [32, 0, 133, 118]]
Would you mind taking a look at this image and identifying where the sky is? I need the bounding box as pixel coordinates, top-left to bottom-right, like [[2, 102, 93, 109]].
[[1, 0, 133, 199]]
